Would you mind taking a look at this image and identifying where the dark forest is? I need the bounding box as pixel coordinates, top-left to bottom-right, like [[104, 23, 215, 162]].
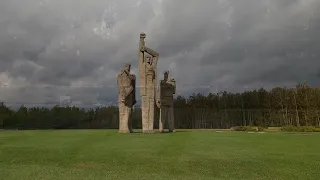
[[1, 83, 319, 129]]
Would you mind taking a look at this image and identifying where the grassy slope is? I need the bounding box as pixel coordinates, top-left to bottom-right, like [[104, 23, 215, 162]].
[[0, 130, 319, 180]]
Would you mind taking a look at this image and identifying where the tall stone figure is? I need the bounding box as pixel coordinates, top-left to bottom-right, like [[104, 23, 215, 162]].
[[139, 32, 159, 133], [156, 71, 176, 133], [117, 63, 136, 133]]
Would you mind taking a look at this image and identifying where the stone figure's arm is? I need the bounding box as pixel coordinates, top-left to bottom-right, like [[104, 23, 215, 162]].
[[139, 39, 145, 52], [124, 86, 134, 97], [139, 39, 145, 68], [123, 74, 136, 97], [171, 79, 176, 94], [139, 55, 144, 68], [144, 47, 159, 57], [156, 86, 161, 108]]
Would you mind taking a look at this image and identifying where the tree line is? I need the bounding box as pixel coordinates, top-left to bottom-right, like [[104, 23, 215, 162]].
[[0, 83, 319, 130]]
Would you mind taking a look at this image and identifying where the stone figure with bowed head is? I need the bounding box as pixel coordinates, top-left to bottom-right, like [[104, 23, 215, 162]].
[[156, 71, 176, 133], [117, 63, 136, 133], [139, 32, 159, 133]]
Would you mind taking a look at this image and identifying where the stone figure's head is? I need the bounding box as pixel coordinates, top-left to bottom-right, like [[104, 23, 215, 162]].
[[145, 55, 152, 64], [164, 71, 169, 81], [140, 32, 146, 39], [124, 63, 131, 73]]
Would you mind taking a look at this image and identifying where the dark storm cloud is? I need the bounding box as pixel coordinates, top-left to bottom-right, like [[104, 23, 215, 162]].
[[154, 0, 320, 94], [0, 0, 319, 106]]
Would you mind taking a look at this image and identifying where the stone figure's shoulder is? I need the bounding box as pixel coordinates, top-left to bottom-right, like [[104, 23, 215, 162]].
[[130, 73, 136, 80], [118, 70, 128, 77], [167, 78, 175, 84]]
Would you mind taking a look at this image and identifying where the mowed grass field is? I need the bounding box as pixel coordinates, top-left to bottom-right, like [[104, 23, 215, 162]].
[[0, 130, 320, 180]]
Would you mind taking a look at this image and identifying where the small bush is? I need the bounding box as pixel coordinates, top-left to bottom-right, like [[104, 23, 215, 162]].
[[257, 126, 265, 131], [281, 126, 320, 132], [281, 126, 296, 132], [231, 126, 264, 132]]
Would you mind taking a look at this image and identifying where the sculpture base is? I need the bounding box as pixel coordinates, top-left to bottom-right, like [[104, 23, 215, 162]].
[[118, 130, 131, 134], [159, 130, 176, 133], [143, 130, 154, 134]]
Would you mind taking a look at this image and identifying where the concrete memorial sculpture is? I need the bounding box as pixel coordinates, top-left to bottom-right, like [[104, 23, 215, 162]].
[[117, 63, 136, 133], [139, 32, 159, 133], [156, 71, 176, 133]]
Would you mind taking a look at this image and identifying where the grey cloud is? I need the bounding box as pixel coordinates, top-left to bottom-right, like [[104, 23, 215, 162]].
[[0, 0, 320, 106]]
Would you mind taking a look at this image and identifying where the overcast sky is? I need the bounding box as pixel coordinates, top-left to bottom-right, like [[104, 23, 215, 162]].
[[0, 0, 319, 107]]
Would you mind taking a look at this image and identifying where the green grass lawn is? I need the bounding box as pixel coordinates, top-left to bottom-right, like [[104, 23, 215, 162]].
[[0, 130, 319, 180]]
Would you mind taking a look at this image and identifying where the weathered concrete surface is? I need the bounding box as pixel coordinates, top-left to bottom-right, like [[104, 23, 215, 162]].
[[139, 33, 159, 133], [117, 63, 136, 133], [156, 71, 176, 133]]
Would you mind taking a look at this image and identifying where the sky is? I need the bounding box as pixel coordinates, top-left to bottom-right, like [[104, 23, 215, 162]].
[[0, 0, 319, 107]]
